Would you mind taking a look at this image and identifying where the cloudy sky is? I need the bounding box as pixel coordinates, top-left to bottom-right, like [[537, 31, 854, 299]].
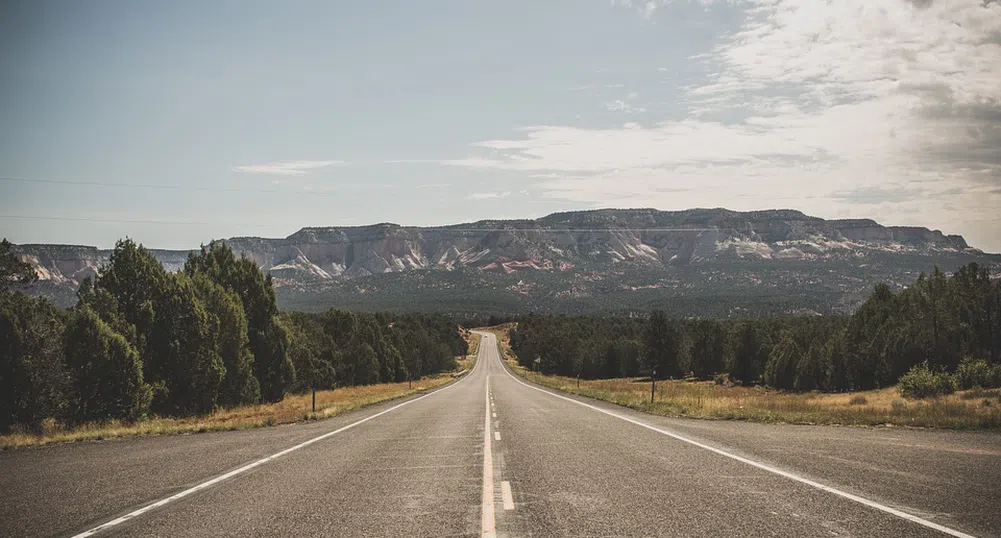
[[2, 0, 999, 250]]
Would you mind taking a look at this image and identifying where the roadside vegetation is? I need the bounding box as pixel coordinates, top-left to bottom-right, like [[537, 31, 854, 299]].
[[0, 375, 454, 449], [506, 264, 1000, 394], [1, 238, 467, 447], [485, 317, 1001, 429]]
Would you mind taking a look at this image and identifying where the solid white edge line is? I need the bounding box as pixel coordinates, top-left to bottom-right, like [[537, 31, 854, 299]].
[[482, 376, 497, 537], [501, 481, 515, 511], [493, 336, 978, 538], [71, 349, 481, 538]]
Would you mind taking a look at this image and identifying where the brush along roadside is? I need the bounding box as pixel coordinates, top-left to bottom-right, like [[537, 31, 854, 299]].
[[481, 326, 1001, 430], [1, 374, 457, 449]]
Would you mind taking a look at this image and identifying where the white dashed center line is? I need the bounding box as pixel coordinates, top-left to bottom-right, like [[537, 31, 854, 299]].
[[501, 481, 515, 511], [481, 380, 496, 537]]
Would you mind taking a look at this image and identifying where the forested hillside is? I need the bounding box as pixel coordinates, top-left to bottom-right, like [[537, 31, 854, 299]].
[[509, 263, 1001, 392], [0, 239, 465, 433]]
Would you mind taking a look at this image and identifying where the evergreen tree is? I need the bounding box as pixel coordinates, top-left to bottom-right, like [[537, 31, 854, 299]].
[[950, 263, 996, 361], [613, 339, 642, 377], [379, 340, 405, 383], [147, 274, 225, 415], [255, 317, 296, 402], [76, 278, 137, 345], [95, 238, 169, 356], [842, 283, 897, 389], [764, 330, 802, 390], [687, 319, 726, 379], [824, 330, 850, 391], [0, 238, 37, 293], [64, 306, 151, 423], [727, 320, 765, 385], [794, 343, 827, 391], [346, 342, 380, 386], [286, 329, 316, 393], [0, 293, 70, 431], [185, 242, 293, 401], [644, 310, 679, 378], [2, 236, 473, 432], [192, 275, 260, 406]]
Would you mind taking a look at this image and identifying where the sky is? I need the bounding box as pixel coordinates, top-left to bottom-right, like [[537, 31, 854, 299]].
[[1, 0, 999, 251]]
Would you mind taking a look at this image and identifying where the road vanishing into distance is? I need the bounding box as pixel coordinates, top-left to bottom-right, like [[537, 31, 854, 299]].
[[2, 331, 1000, 537]]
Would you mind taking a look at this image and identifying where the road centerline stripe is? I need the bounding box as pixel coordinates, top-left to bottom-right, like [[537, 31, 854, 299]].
[[501, 481, 515, 511], [484, 332, 978, 538], [482, 377, 497, 537]]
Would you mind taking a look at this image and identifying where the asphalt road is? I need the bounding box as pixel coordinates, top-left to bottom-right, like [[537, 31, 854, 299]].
[[1, 331, 999, 537]]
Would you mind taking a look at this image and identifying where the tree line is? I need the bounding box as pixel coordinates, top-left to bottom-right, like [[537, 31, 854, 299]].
[[509, 263, 1001, 392], [1, 239, 466, 432]]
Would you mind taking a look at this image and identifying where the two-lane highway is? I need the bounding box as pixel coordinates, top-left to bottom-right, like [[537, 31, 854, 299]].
[[2, 331, 999, 537]]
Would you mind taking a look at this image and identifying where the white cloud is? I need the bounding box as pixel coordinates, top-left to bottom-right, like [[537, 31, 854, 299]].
[[605, 91, 647, 114], [446, 0, 1001, 250], [568, 83, 627, 92], [467, 191, 511, 200], [605, 100, 648, 113], [613, 0, 730, 18], [232, 160, 345, 176]]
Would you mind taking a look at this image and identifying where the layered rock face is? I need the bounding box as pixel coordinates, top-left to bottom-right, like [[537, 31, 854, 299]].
[[214, 208, 980, 280], [14, 244, 188, 287], [13, 208, 991, 306]]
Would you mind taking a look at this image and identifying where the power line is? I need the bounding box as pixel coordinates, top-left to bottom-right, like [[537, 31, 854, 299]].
[[0, 214, 268, 227], [0, 214, 215, 224], [0, 176, 383, 196]]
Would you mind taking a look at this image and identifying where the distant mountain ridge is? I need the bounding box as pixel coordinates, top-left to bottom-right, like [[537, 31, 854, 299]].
[[13, 208, 998, 315]]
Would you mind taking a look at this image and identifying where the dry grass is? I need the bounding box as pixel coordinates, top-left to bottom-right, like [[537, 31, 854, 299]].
[[486, 324, 1001, 430], [1, 375, 455, 450]]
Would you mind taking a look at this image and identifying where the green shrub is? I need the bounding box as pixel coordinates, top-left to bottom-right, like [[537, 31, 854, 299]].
[[899, 363, 958, 399], [956, 358, 995, 389]]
